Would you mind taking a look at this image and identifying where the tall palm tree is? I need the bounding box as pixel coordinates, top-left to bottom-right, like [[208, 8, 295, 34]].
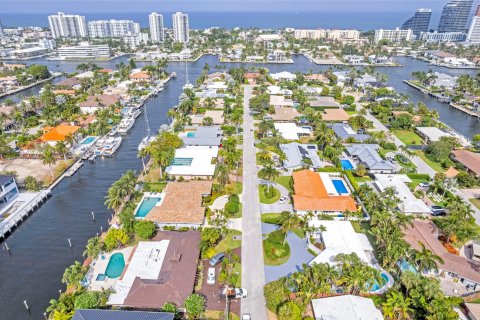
[[215, 162, 230, 187], [42, 145, 56, 178], [83, 236, 103, 259], [414, 242, 444, 273], [278, 211, 302, 245], [258, 164, 280, 192], [55, 141, 69, 164], [382, 291, 413, 320]]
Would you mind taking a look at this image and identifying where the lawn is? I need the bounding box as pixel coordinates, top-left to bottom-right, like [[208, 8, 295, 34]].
[[469, 198, 480, 210], [205, 311, 240, 320], [354, 176, 372, 183], [261, 212, 282, 224], [414, 150, 444, 173], [263, 230, 291, 266], [275, 176, 293, 193], [393, 130, 423, 145], [143, 182, 167, 192], [214, 229, 242, 254], [259, 185, 281, 204], [231, 181, 243, 194]]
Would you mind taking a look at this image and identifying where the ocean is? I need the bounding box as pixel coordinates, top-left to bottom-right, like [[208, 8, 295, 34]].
[[0, 11, 441, 30]]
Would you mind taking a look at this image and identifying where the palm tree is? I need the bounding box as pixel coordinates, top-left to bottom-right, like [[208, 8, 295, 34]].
[[55, 141, 69, 164], [104, 185, 123, 211], [42, 145, 56, 178], [278, 211, 302, 245], [215, 162, 230, 187], [414, 242, 444, 273], [258, 164, 280, 192], [62, 261, 86, 288], [83, 236, 103, 259], [382, 291, 413, 320]]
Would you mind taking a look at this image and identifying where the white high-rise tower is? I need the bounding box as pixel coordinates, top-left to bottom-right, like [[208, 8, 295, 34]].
[[172, 12, 189, 43], [48, 12, 88, 39], [149, 12, 165, 43]]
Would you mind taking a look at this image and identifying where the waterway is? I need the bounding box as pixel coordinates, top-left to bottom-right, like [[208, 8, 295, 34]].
[[0, 54, 478, 319]]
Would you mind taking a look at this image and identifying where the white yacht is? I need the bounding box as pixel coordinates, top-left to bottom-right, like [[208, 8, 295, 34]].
[[108, 125, 118, 136], [183, 61, 193, 90], [138, 135, 155, 151], [125, 108, 142, 119], [103, 137, 122, 157], [94, 138, 108, 155], [117, 117, 135, 134], [138, 101, 156, 152]]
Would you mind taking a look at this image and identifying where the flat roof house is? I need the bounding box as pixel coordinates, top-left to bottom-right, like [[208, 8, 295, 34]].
[[374, 174, 431, 214], [292, 170, 357, 215], [108, 231, 201, 308], [345, 144, 397, 174], [165, 146, 218, 178], [0, 175, 19, 209], [415, 127, 451, 143], [274, 123, 312, 140], [280, 142, 322, 169], [146, 182, 212, 227], [311, 295, 384, 320], [179, 126, 223, 147], [451, 150, 480, 177], [270, 95, 294, 107], [332, 123, 371, 142]]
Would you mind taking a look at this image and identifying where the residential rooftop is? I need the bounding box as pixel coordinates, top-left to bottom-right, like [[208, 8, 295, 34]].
[[279, 142, 321, 169], [165, 146, 218, 177], [311, 295, 384, 320]]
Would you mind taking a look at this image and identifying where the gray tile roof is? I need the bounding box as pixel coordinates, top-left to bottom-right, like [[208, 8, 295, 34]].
[[181, 126, 223, 146], [345, 144, 396, 171], [280, 142, 321, 168], [332, 124, 371, 142], [0, 175, 14, 186], [72, 310, 174, 320]]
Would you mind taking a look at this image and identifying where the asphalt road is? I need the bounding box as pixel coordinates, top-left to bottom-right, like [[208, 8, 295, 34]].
[[241, 86, 268, 319]]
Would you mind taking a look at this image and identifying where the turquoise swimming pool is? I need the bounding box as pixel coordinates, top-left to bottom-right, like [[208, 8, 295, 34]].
[[135, 196, 161, 218], [105, 253, 125, 279], [332, 179, 348, 194], [340, 159, 354, 170], [171, 157, 193, 166], [368, 272, 389, 292], [81, 136, 95, 145], [187, 132, 196, 138]]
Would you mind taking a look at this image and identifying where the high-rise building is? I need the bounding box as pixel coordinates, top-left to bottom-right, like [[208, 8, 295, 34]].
[[149, 12, 165, 43], [374, 28, 413, 43], [467, 6, 480, 44], [88, 20, 140, 38], [401, 9, 432, 36], [172, 12, 189, 43], [48, 12, 88, 39], [0, 20, 4, 38], [438, 0, 474, 33]]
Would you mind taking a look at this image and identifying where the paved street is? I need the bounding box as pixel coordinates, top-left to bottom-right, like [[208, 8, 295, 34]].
[[241, 86, 268, 319]]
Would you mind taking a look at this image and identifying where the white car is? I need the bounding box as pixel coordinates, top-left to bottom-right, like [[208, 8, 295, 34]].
[[242, 314, 251, 320], [419, 182, 430, 188], [235, 288, 248, 298], [207, 267, 216, 285], [279, 196, 288, 203]]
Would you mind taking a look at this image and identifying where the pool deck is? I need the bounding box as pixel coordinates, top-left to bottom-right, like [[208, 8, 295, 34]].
[[133, 192, 164, 219], [85, 247, 134, 291]]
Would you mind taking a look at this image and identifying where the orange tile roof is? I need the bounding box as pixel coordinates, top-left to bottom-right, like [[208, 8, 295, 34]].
[[292, 170, 357, 212], [444, 166, 459, 178], [129, 71, 152, 80], [53, 89, 76, 96], [40, 124, 80, 142]]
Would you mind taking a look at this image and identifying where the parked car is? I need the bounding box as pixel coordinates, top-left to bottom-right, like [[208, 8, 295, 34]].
[[235, 288, 248, 298], [222, 286, 248, 299], [242, 314, 251, 320], [419, 182, 430, 188], [279, 196, 288, 203], [207, 267, 216, 285], [430, 205, 447, 216], [209, 252, 225, 267]]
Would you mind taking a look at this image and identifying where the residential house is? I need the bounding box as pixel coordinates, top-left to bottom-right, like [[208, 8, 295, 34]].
[[280, 142, 321, 169], [321, 109, 350, 122], [245, 72, 261, 85], [416, 126, 452, 143], [270, 71, 296, 82], [179, 126, 223, 146], [39, 124, 81, 146], [146, 182, 212, 227], [311, 295, 384, 320], [274, 122, 312, 140], [79, 94, 121, 113], [165, 146, 218, 178], [451, 150, 480, 177], [308, 96, 341, 108], [270, 95, 294, 107], [0, 175, 19, 207], [270, 106, 300, 122], [292, 170, 357, 215], [189, 110, 224, 125], [72, 310, 174, 320], [345, 144, 397, 173], [332, 123, 371, 142], [129, 71, 153, 83]]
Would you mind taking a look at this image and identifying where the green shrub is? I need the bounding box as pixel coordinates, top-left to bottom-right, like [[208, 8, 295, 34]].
[[134, 220, 157, 239], [406, 173, 431, 181], [345, 171, 359, 192], [268, 230, 285, 245], [264, 279, 288, 312], [225, 200, 239, 214], [278, 301, 302, 320], [74, 292, 99, 309], [24, 176, 40, 191]]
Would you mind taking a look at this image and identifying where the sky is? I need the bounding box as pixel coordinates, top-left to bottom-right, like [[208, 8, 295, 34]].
[[0, 0, 462, 13]]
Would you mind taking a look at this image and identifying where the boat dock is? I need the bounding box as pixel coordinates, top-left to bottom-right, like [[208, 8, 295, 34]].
[[0, 190, 52, 240], [450, 103, 480, 119], [64, 161, 84, 177]]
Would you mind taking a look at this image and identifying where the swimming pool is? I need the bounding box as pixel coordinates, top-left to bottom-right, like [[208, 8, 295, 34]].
[[105, 253, 125, 279], [332, 179, 348, 194], [340, 159, 354, 170], [187, 132, 196, 138], [135, 196, 161, 218], [81, 136, 95, 145], [368, 272, 389, 292]]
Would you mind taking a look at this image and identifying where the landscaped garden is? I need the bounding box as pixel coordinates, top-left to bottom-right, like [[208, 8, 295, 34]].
[[259, 185, 281, 204], [263, 229, 291, 266]]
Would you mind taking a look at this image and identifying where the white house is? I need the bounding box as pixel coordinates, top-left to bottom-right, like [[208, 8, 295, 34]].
[[165, 146, 218, 178], [270, 71, 296, 81], [311, 295, 384, 320], [274, 123, 311, 140]]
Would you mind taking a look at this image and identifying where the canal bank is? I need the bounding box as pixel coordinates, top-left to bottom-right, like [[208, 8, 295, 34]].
[[0, 54, 479, 319]]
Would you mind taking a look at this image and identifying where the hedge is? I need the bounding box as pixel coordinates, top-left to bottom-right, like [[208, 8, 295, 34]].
[[406, 173, 431, 181], [345, 171, 359, 192]]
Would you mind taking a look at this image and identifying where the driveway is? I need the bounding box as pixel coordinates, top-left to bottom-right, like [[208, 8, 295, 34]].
[[259, 180, 293, 213], [241, 86, 268, 319], [262, 223, 314, 283]]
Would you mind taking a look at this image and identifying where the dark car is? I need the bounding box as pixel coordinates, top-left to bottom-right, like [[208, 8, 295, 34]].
[[209, 252, 225, 267], [430, 205, 447, 216]]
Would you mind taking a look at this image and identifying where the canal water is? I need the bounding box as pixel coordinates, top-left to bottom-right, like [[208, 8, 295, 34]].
[[0, 54, 478, 319]]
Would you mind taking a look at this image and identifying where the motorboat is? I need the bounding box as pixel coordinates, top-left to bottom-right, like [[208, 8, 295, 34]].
[[117, 117, 135, 134], [125, 108, 142, 119], [108, 125, 118, 136], [94, 138, 108, 155], [103, 137, 122, 157]]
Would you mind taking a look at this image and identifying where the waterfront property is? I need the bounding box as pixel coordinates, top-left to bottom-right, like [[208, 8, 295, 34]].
[[72, 309, 174, 320], [134, 193, 163, 218], [145, 181, 212, 227], [373, 174, 431, 215], [292, 170, 357, 215], [404, 220, 480, 293], [165, 146, 218, 178], [345, 144, 397, 174], [415, 126, 452, 143], [79, 94, 121, 114], [107, 231, 201, 309], [451, 150, 480, 177], [0, 175, 19, 208], [189, 110, 225, 125], [279, 142, 321, 169], [39, 124, 81, 147], [311, 295, 384, 320]]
